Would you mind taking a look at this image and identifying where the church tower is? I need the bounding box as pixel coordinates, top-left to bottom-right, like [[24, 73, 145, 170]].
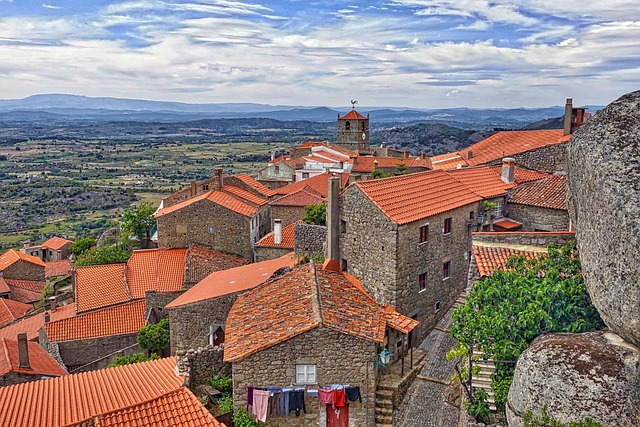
[[337, 100, 369, 151]]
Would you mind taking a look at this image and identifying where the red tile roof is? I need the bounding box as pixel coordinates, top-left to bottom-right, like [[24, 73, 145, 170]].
[[6, 279, 47, 304], [155, 190, 258, 218], [256, 222, 296, 249], [429, 152, 469, 170], [340, 109, 367, 120], [473, 245, 540, 277], [126, 248, 188, 299], [275, 173, 350, 197], [445, 166, 514, 198], [459, 130, 568, 167], [0, 356, 186, 427], [488, 166, 549, 184], [0, 249, 46, 269], [0, 303, 76, 341], [508, 174, 567, 210], [222, 185, 268, 206], [0, 338, 68, 377], [303, 151, 349, 164], [355, 170, 482, 225], [76, 264, 129, 313], [46, 300, 145, 342], [74, 388, 226, 427], [352, 156, 432, 173], [41, 237, 73, 251], [45, 259, 72, 279], [0, 298, 32, 327], [0, 277, 10, 294], [224, 264, 417, 362], [270, 187, 324, 207], [492, 219, 523, 231], [166, 253, 297, 309], [184, 244, 249, 286], [233, 174, 277, 198]]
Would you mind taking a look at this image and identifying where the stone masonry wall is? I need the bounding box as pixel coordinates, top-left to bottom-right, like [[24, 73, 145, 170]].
[[157, 199, 252, 258], [55, 334, 141, 372], [471, 231, 575, 247], [163, 176, 220, 208], [255, 246, 292, 262], [271, 205, 307, 227], [3, 260, 45, 281], [294, 223, 327, 259], [232, 326, 377, 427], [176, 345, 230, 389], [145, 290, 183, 320], [506, 204, 570, 232], [486, 143, 567, 173], [258, 162, 296, 182], [0, 372, 48, 387]]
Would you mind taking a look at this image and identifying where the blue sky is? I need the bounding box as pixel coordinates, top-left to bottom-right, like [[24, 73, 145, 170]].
[[0, 0, 638, 108]]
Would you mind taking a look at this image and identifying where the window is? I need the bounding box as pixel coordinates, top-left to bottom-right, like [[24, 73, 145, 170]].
[[341, 259, 348, 272], [296, 364, 316, 384], [31, 251, 38, 256], [443, 261, 451, 280], [495, 201, 504, 218], [419, 272, 427, 293], [345, 121, 351, 131], [203, 184, 209, 191], [209, 226, 215, 234], [443, 217, 452, 235], [435, 301, 441, 313], [340, 220, 347, 234], [302, 172, 309, 179], [469, 211, 475, 221], [419, 224, 429, 243], [362, 121, 366, 131], [274, 165, 280, 172], [208, 324, 225, 347]]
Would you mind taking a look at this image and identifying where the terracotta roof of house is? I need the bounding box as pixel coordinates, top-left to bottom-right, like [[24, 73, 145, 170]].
[[224, 263, 418, 362], [492, 219, 523, 231], [508, 174, 567, 210], [166, 253, 297, 309], [45, 300, 145, 342], [352, 156, 432, 173], [355, 170, 483, 225], [256, 222, 296, 249], [270, 187, 324, 207], [233, 174, 276, 198], [41, 237, 73, 251], [76, 264, 129, 313], [45, 259, 72, 279], [275, 173, 350, 197], [72, 388, 226, 427], [126, 248, 188, 299], [298, 141, 326, 148], [444, 166, 517, 198], [0, 303, 76, 341], [0, 298, 32, 327], [184, 244, 249, 286], [0, 249, 46, 269], [222, 185, 268, 206], [6, 280, 47, 304], [0, 356, 186, 427], [0, 277, 10, 294], [155, 190, 258, 218], [473, 245, 540, 277], [459, 130, 568, 167], [0, 338, 68, 378], [487, 166, 549, 184], [429, 152, 469, 170], [340, 109, 368, 120], [303, 151, 349, 164]]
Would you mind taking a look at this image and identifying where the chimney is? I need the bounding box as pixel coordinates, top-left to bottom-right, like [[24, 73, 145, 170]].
[[44, 312, 50, 323], [274, 219, 282, 245], [215, 168, 224, 191], [322, 176, 341, 272], [403, 151, 409, 159], [190, 181, 197, 197], [420, 152, 426, 159], [466, 150, 474, 160], [17, 333, 30, 370], [49, 296, 57, 313], [23, 240, 30, 251], [563, 98, 573, 136], [373, 159, 379, 170], [270, 151, 276, 162], [501, 157, 516, 184]]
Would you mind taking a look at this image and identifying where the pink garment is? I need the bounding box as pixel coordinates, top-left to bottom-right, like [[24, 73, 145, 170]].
[[318, 388, 335, 410], [253, 389, 270, 422]]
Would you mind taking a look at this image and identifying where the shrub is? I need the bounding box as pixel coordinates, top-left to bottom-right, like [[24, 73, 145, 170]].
[[302, 203, 326, 226], [108, 352, 160, 367], [137, 318, 170, 354]]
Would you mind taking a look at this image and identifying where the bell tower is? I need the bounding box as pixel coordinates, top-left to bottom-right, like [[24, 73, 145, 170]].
[[337, 100, 369, 152]]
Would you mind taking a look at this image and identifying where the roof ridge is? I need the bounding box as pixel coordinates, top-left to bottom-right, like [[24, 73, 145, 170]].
[[122, 263, 133, 300], [0, 337, 10, 368], [308, 263, 324, 326]]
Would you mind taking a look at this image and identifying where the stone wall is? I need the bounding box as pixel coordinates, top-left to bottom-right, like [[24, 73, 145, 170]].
[[506, 204, 570, 232], [176, 345, 230, 389], [271, 205, 307, 227], [163, 176, 220, 208], [3, 259, 45, 281], [471, 231, 575, 247], [232, 326, 378, 427], [294, 223, 327, 259], [257, 163, 296, 184], [255, 246, 292, 262], [145, 290, 183, 320], [54, 334, 141, 372], [0, 372, 50, 387], [337, 116, 370, 151], [486, 143, 567, 173], [156, 199, 253, 258]]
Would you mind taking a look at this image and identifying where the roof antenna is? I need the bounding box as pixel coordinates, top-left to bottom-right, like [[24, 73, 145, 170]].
[[350, 100, 358, 110]]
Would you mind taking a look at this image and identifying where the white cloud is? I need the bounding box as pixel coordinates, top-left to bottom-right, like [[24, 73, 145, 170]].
[[42, 4, 62, 9]]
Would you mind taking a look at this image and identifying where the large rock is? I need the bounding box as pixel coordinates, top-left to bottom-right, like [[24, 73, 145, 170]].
[[567, 90, 640, 348], [507, 331, 640, 426]]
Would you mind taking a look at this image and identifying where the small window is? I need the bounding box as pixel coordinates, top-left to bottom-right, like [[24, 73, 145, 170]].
[[495, 201, 504, 218], [435, 301, 441, 313], [345, 121, 351, 131], [203, 184, 209, 191], [443, 217, 452, 235], [302, 172, 309, 179], [443, 261, 451, 280], [469, 211, 475, 221], [275, 165, 280, 172], [208, 324, 225, 346], [296, 364, 316, 384], [341, 259, 348, 272], [31, 251, 38, 256], [340, 220, 347, 234], [362, 121, 366, 131], [419, 272, 427, 293], [419, 224, 429, 243], [209, 226, 215, 233]]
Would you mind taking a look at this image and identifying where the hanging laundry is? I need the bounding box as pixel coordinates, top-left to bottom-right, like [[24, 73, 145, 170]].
[[280, 388, 292, 416], [269, 391, 281, 415], [289, 389, 306, 417], [333, 386, 346, 408], [246, 386, 257, 411], [345, 386, 362, 403], [307, 389, 319, 397], [318, 388, 335, 410], [253, 389, 270, 423]]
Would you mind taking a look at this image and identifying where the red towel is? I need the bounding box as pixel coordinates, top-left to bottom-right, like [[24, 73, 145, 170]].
[[334, 387, 346, 408]]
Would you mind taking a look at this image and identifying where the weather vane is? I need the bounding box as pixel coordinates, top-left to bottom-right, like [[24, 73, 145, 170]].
[[351, 100, 358, 110]]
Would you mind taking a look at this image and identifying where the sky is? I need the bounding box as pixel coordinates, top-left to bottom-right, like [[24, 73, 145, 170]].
[[0, 0, 638, 108]]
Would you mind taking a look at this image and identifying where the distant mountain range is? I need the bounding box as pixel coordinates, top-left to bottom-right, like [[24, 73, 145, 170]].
[[0, 94, 603, 130]]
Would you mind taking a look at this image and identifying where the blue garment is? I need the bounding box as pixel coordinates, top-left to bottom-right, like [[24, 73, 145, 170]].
[[289, 390, 306, 417], [279, 390, 290, 416], [307, 389, 319, 397]]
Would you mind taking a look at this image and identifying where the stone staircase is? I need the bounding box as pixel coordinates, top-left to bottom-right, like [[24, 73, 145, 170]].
[[472, 350, 497, 412]]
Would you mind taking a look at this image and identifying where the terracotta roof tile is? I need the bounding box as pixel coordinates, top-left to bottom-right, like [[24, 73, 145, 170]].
[[74, 388, 226, 427], [508, 174, 567, 210], [0, 249, 46, 269], [156, 190, 257, 218], [0, 338, 68, 377], [166, 253, 297, 308], [444, 166, 514, 198], [222, 185, 268, 206], [184, 244, 249, 286], [45, 259, 72, 279], [492, 219, 523, 231], [303, 151, 349, 164], [6, 280, 47, 304], [126, 248, 188, 299], [256, 222, 296, 249], [0, 277, 10, 294], [41, 237, 73, 251], [45, 300, 146, 342], [429, 152, 469, 170], [488, 166, 549, 184], [0, 298, 32, 327], [233, 174, 276, 198], [0, 356, 184, 427], [0, 304, 76, 341], [75, 264, 129, 313], [352, 156, 432, 173], [224, 264, 417, 362], [270, 187, 324, 207], [275, 173, 350, 197], [473, 245, 540, 277], [355, 170, 482, 225], [340, 109, 367, 120], [155, 191, 211, 217], [459, 130, 566, 167]]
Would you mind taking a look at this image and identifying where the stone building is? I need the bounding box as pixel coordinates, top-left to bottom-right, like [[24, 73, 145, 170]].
[[0, 298, 31, 327], [21, 236, 73, 262], [506, 174, 570, 232], [254, 222, 296, 262], [349, 154, 432, 182], [0, 333, 67, 387], [336, 108, 370, 152], [0, 249, 46, 304], [270, 187, 324, 227], [224, 263, 417, 427], [258, 155, 305, 189]]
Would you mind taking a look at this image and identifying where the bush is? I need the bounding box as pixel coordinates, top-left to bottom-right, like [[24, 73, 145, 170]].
[[209, 374, 233, 397], [75, 244, 131, 266], [109, 353, 160, 367], [523, 405, 603, 427], [233, 409, 264, 427], [302, 203, 326, 226], [69, 236, 96, 257], [137, 318, 170, 354], [466, 388, 490, 422], [218, 396, 233, 415]]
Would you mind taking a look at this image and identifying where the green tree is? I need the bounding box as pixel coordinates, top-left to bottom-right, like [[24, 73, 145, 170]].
[[372, 169, 390, 179], [448, 241, 603, 412], [108, 352, 160, 367], [137, 318, 170, 355], [303, 203, 326, 226], [69, 236, 96, 257], [75, 244, 131, 266], [393, 162, 408, 175], [121, 202, 156, 249]]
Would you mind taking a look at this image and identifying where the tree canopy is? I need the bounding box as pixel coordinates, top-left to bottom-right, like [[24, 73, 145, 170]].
[[303, 203, 326, 226], [121, 202, 156, 249], [69, 236, 96, 257], [137, 318, 170, 354], [75, 244, 131, 266]]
